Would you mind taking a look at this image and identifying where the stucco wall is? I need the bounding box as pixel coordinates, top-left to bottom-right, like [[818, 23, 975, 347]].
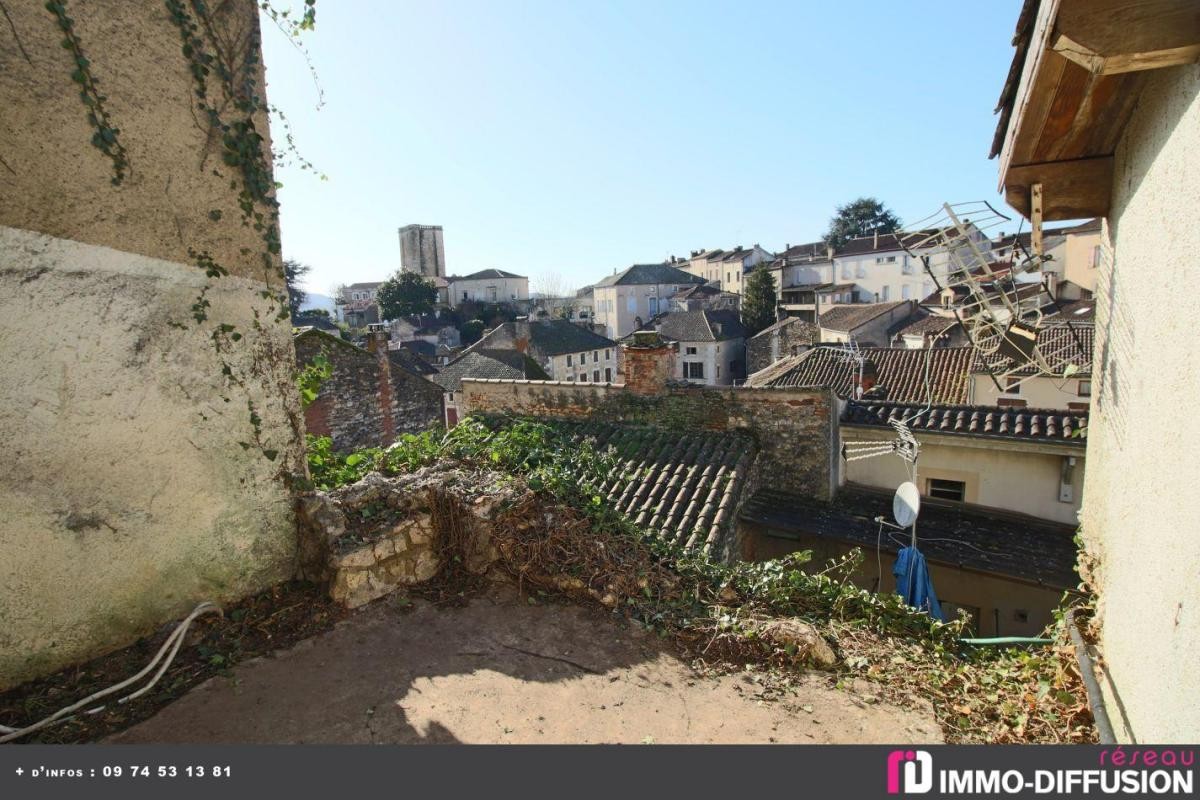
[[0, 1, 303, 689], [0, 229, 301, 688], [841, 427, 1085, 526], [1084, 64, 1200, 743], [971, 374, 1091, 411]]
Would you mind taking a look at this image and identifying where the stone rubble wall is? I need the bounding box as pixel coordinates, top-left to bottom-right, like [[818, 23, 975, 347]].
[[461, 379, 838, 499], [297, 467, 512, 608]]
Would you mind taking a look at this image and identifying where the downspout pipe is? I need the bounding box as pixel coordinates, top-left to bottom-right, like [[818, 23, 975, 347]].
[[1066, 606, 1117, 744]]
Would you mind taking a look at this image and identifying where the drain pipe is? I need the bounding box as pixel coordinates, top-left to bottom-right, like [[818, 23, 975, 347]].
[[1065, 606, 1116, 744]]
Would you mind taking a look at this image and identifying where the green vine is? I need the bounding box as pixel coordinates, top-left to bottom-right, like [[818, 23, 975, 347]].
[[44, 0, 130, 184]]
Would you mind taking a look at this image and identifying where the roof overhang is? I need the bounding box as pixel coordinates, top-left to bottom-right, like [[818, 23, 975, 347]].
[[997, 0, 1200, 220]]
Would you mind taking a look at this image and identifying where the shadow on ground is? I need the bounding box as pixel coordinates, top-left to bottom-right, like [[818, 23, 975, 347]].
[[107, 584, 941, 744]]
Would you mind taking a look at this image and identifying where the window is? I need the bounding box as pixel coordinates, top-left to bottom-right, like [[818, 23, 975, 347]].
[[488, 286, 498, 301], [592, 370, 600, 382], [605, 367, 612, 382], [881, 285, 890, 301], [567, 354, 573, 366], [927, 478, 965, 502], [579, 353, 586, 364], [716, 365, 720, 379], [627, 296, 637, 313], [579, 373, 588, 382], [593, 351, 599, 363], [684, 362, 705, 380], [447, 392, 454, 401], [685, 346, 698, 355], [902, 285, 911, 300], [1002, 377, 1021, 395], [841, 263, 852, 279], [1091, 245, 1101, 268], [875, 256, 896, 264], [462, 291, 468, 301], [648, 297, 659, 316], [902, 256, 913, 275], [605, 349, 611, 360], [1078, 380, 1092, 397]]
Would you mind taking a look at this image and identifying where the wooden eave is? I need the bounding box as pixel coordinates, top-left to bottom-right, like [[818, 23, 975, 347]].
[[998, 0, 1200, 220]]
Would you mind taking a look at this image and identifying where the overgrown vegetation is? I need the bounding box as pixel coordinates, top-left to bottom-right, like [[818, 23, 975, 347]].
[[307, 416, 1096, 744]]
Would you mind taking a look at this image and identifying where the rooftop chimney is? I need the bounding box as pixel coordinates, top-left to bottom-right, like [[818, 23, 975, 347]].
[[620, 332, 676, 396]]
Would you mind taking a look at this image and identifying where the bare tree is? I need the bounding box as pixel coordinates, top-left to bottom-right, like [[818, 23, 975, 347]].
[[531, 270, 570, 300]]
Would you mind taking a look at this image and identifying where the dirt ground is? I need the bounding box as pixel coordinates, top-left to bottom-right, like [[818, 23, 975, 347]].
[[108, 585, 942, 744]]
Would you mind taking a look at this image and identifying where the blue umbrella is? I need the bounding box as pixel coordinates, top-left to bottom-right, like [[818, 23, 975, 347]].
[[893, 545, 944, 621]]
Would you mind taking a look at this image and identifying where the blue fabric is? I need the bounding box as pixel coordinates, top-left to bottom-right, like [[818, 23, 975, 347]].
[[892, 545, 944, 621]]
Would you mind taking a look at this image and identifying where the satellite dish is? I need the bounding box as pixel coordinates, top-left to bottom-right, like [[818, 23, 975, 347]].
[[893, 482, 920, 528]]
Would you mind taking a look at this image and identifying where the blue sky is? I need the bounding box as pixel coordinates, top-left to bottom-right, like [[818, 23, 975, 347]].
[[261, 1, 1022, 297]]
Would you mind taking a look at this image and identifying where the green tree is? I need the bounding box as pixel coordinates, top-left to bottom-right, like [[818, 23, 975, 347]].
[[460, 318, 485, 345], [823, 197, 901, 250], [741, 265, 778, 336], [377, 270, 437, 320], [284, 259, 310, 320]]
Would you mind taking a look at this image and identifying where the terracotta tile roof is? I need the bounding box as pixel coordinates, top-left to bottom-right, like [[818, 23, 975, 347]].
[[747, 346, 974, 404], [740, 484, 1078, 589], [550, 422, 758, 560], [973, 323, 1094, 377], [841, 400, 1088, 444], [891, 313, 960, 340], [818, 301, 911, 332]]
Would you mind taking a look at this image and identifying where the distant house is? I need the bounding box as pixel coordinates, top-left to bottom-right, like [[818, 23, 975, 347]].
[[681, 245, 773, 293], [446, 269, 529, 308], [471, 317, 619, 383], [669, 284, 741, 313], [889, 312, 968, 349], [746, 345, 975, 405], [337, 281, 384, 328], [640, 309, 747, 386], [745, 316, 818, 375], [971, 324, 1093, 411], [818, 300, 915, 346], [591, 262, 706, 339], [431, 349, 549, 427]]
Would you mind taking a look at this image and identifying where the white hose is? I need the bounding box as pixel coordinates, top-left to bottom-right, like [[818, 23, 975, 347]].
[[0, 601, 221, 744]]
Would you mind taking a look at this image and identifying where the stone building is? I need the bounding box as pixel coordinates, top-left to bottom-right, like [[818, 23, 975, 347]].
[[295, 328, 443, 452], [746, 317, 818, 375], [472, 317, 618, 383], [0, 0, 303, 688], [398, 224, 445, 279]]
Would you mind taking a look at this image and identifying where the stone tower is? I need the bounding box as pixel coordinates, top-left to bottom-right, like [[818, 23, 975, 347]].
[[398, 224, 445, 279]]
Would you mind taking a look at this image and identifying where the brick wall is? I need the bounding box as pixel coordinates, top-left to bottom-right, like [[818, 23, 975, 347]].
[[461, 378, 837, 499], [295, 329, 443, 452]]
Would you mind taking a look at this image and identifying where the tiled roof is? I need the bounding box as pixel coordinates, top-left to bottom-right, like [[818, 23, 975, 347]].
[[740, 485, 1078, 589], [447, 269, 526, 281], [747, 316, 818, 343], [671, 284, 721, 300], [387, 346, 439, 376], [595, 263, 707, 288], [526, 319, 616, 355], [649, 309, 746, 343], [773, 241, 829, 263], [430, 350, 547, 392], [400, 340, 437, 359], [746, 346, 974, 404], [346, 281, 384, 291], [550, 421, 758, 560], [891, 313, 960, 339], [818, 301, 910, 332], [973, 323, 1094, 377], [841, 400, 1088, 444]]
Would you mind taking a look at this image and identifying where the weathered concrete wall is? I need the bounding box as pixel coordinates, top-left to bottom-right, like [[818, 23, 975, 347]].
[[1083, 64, 1200, 743], [294, 330, 443, 452], [461, 379, 838, 500], [0, 2, 303, 689]]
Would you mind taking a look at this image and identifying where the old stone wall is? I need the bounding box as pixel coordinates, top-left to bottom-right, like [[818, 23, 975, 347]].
[[461, 379, 837, 499], [747, 322, 816, 376], [295, 330, 443, 452], [0, 0, 302, 689]]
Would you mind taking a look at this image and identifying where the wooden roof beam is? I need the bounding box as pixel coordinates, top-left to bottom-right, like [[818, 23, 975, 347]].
[[1053, 0, 1200, 75], [1004, 156, 1114, 221]]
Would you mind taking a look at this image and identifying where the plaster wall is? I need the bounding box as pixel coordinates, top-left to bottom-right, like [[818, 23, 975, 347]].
[[971, 373, 1092, 411], [1082, 64, 1200, 744], [841, 427, 1085, 525], [0, 1, 302, 688]]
